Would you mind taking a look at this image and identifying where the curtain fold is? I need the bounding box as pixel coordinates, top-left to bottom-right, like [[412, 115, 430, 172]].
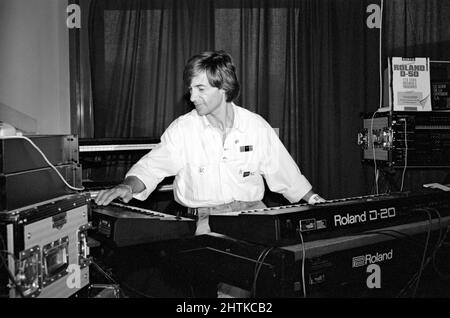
[[90, 0, 215, 138]]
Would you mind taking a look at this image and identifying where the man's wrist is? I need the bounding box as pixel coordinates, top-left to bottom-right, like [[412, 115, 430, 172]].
[[308, 193, 324, 204], [119, 183, 133, 194]]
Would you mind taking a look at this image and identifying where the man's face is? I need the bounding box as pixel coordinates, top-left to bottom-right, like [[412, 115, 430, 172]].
[[189, 72, 226, 116]]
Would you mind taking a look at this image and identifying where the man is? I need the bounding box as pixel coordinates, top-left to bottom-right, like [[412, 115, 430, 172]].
[[95, 50, 325, 234]]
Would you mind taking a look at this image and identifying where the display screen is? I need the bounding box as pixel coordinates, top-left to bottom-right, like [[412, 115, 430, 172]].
[[43, 238, 69, 279]]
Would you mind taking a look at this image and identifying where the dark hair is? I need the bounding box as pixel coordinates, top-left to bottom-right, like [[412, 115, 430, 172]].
[[183, 50, 240, 102]]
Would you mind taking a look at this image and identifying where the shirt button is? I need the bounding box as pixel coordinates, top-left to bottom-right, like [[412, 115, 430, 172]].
[[223, 157, 227, 160]]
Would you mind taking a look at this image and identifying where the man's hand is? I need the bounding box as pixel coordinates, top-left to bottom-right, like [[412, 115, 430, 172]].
[[302, 190, 326, 205], [95, 184, 133, 206], [308, 193, 325, 205]]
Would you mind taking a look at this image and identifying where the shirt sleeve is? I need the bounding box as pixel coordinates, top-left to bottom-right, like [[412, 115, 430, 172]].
[[260, 121, 312, 203], [125, 120, 185, 201]]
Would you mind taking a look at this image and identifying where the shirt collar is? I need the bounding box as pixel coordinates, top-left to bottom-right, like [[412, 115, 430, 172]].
[[198, 102, 247, 132]]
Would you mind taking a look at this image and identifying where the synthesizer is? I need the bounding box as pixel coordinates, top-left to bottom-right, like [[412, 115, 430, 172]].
[[208, 188, 450, 246], [79, 137, 160, 191], [91, 202, 195, 247], [79, 137, 158, 153]]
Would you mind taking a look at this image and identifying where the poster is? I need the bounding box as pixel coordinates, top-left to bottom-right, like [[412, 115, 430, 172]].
[[390, 57, 432, 111]]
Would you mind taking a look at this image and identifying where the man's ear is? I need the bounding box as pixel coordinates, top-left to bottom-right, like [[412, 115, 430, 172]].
[[219, 88, 226, 95]]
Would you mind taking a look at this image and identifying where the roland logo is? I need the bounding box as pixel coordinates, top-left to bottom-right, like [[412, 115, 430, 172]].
[[333, 207, 396, 227], [352, 249, 393, 268], [334, 211, 367, 226]]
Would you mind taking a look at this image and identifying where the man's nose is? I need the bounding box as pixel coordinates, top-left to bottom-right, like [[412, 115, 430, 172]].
[[190, 90, 197, 102]]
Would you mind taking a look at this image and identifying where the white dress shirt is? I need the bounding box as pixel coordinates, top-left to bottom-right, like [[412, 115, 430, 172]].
[[126, 103, 312, 208]]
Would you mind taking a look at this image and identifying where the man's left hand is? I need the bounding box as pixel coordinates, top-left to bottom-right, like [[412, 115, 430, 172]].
[[308, 194, 326, 205]]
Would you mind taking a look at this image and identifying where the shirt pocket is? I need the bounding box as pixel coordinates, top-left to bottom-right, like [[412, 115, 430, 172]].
[[233, 162, 261, 184], [188, 163, 218, 201]]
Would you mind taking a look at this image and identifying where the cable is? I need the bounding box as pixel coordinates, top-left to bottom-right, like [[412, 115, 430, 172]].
[[372, 0, 384, 196], [379, 0, 384, 111], [0, 135, 84, 191], [251, 248, 267, 297], [396, 228, 445, 297], [425, 207, 443, 248], [90, 259, 119, 285], [400, 119, 408, 191], [252, 248, 270, 296], [431, 226, 450, 281], [90, 258, 155, 298], [421, 207, 450, 283], [0, 250, 25, 298], [370, 109, 381, 195], [407, 208, 441, 297], [365, 206, 443, 251], [0, 234, 6, 272], [0, 231, 25, 298], [251, 247, 274, 298], [90, 259, 129, 298], [396, 208, 433, 298], [298, 230, 307, 298]]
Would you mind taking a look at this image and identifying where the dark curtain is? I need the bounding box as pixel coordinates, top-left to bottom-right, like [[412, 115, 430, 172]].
[[70, 0, 95, 137], [89, 0, 215, 138], [384, 0, 450, 58], [83, 0, 450, 199]]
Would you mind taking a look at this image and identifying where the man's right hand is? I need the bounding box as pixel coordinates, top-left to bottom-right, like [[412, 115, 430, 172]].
[[94, 184, 133, 206]]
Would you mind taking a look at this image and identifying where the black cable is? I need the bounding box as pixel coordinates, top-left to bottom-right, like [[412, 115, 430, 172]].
[[90, 258, 155, 298], [253, 247, 273, 279], [0, 250, 25, 298], [90, 259, 128, 298], [251, 247, 267, 294], [251, 247, 274, 298], [395, 208, 434, 298], [298, 230, 307, 298], [0, 234, 26, 298], [90, 259, 119, 285], [0, 234, 6, 272], [411, 208, 432, 297], [425, 207, 443, 248], [431, 226, 450, 281], [252, 248, 272, 297], [414, 207, 444, 257]]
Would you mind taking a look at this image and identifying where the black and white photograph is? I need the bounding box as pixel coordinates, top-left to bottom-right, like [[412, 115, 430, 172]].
[[0, 0, 450, 304]]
